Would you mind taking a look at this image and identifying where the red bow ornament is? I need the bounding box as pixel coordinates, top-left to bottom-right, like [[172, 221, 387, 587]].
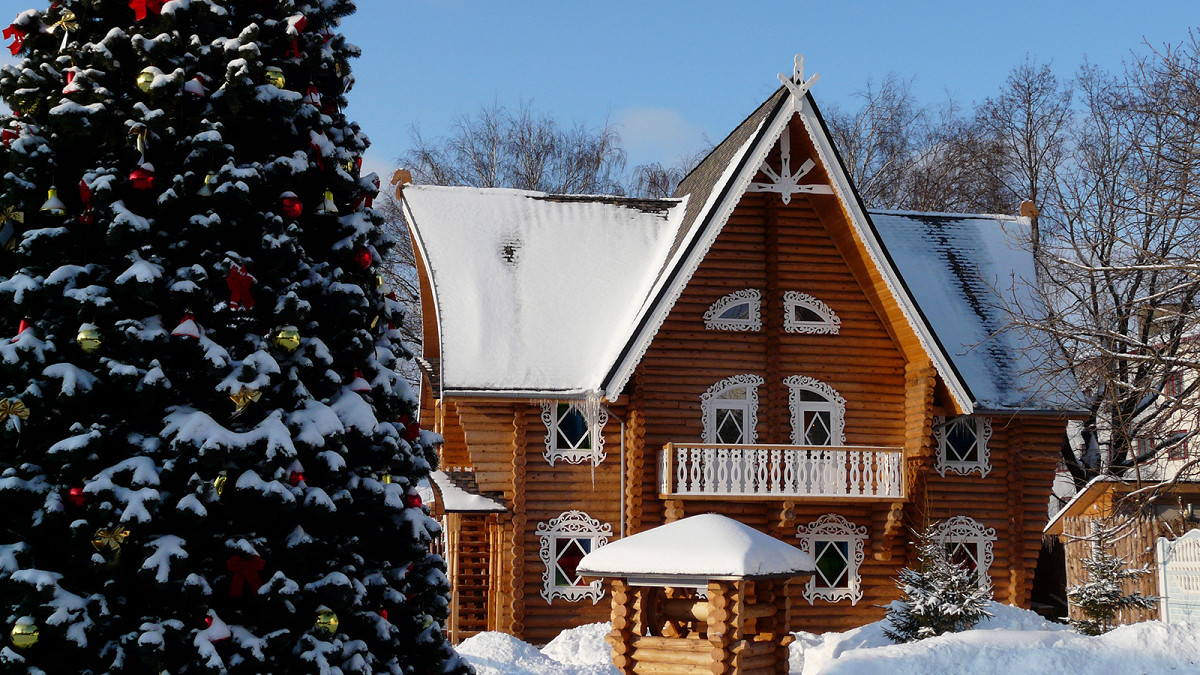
[[226, 265, 255, 310], [285, 14, 307, 59], [129, 0, 165, 22], [226, 554, 265, 597], [78, 179, 94, 225], [3, 25, 25, 56]]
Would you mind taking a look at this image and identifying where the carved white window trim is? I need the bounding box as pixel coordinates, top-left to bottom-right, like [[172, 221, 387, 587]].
[[701, 374, 764, 444], [785, 375, 846, 446], [541, 402, 608, 467], [703, 289, 762, 332], [796, 514, 867, 605], [934, 416, 992, 477], [536, 511, 612, 604], [934, 516, 996, 589], [783, 291, 841, 335]]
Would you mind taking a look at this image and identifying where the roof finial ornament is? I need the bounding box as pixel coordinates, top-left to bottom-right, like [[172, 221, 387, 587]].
[[779, 54, 819, 112]]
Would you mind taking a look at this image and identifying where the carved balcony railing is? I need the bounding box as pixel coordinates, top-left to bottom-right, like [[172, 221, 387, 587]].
[[659, 443, 905, 500]]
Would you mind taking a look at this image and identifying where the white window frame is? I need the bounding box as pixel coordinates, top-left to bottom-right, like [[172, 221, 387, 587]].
[[701, 374, 764, 445], [934, 416, 992, 477], [541, 401, 608, 466], [782, 291, 841, 335], [784, 375, 846, 446], [796, 514, 867, 605], [934, 516, 996, 590], [536, 511, 612, 604], [703, 289, 762, 332]]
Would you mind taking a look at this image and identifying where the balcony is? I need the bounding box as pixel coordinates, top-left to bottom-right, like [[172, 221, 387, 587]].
[[659, 443, 905, 500]]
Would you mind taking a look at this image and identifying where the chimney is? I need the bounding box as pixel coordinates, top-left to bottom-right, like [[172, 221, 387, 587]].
[[1020, 200, 1040, 259]]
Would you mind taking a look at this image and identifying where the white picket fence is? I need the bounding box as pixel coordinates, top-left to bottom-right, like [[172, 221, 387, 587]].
[[1157, 529, 1200, 623], [659, 443, 904, 500]]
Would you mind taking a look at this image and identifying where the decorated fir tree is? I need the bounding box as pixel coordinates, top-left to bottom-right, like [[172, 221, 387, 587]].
[[884, 526, 992, 643], [0, 1, 468, 672], [1066, 531, 1156, 636]]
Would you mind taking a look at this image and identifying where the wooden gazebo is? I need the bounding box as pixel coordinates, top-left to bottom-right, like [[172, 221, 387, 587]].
[[577, 514, 814, 675]]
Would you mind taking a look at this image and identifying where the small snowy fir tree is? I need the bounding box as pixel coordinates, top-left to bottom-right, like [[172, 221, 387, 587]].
[[884, 526, 992, 643], [1066, 531, 1156, 636], [0, 1, 469, 672]]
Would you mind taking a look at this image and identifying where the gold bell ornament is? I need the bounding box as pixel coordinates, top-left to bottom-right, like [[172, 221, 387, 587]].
[[76, 323, 101, 353], [264, 66, 286, 89], [212, 471, 228, 498], [315, 189, 338, 215], [314, 607, 339, 636], [273, 325, 301, 352], [136, 67, 159, 93], [10, 617, 38, 649], [40, 187, 67, 216], [197, 172, 217, 197]]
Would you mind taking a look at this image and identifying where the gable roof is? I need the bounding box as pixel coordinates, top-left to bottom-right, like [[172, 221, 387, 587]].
[[401, 70, 1078, 414], [401, 186, 687, 396]]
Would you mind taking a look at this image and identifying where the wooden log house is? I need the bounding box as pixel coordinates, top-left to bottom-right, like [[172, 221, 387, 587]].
[[399, 59, 1082, 644]]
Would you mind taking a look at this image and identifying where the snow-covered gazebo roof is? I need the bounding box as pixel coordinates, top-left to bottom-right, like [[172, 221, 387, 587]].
[[576, 513, 814, 584]]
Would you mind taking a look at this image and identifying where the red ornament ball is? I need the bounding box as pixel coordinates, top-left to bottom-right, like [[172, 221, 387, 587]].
[[67, 486, 86, 508], [403, 492, 422, 509], [288, 471, 305, 486], [379, 609, 389, 621], [129, 165, 155, 191], [281, 193, 303, 220], [204, 616, 213, 629], [353, 247, 373, 270]]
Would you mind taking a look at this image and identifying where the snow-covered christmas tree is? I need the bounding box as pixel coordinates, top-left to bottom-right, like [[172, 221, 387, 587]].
[[1066, 530, 1156, 636], [884, 526, 992, 643], [0, 1, 468, 672]]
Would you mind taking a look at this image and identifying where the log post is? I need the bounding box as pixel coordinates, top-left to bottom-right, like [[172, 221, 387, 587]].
[[508, 404, 527, 636], [608, 579, 637, 675], [626, 408, 647, 534], [707, 581, 735, 675], [1006, 418, 1027, 604]]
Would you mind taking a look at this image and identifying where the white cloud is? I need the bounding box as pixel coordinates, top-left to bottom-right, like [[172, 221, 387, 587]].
[[614, 107, 709, 168]]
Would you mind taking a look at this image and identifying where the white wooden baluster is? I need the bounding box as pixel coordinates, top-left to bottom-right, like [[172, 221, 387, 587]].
[[784, 449, 798, 494], [716, 447, 730, 493], [660, 449, 669, 494], [676, 446, 689, 494], [769, 449, 782, 494], [837, 449, 848, 496], [702, 448, 715, 493], [690, 447, 703, 495], [849, 451, 861, 497]]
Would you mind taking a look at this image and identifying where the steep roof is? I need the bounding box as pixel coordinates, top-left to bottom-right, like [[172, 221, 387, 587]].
[[870, 210, 1080, 412], [402, 186, 686, 395], [576, 513, 814, 581]]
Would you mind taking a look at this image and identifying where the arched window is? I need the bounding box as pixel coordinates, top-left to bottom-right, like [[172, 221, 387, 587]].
[[934, 416, 992, 477], [782, 291, 840, 335], [541, 402, 608, 466], [703, 289, 762, 332], [536, 511, 612, 604], [785, 375, 846, 446], [701, 374, 764, 445], [796, 514, 868, 605], [934, 516, 996, 590]]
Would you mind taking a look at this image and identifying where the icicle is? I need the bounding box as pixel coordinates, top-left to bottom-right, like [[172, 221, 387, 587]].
[[582, 389, 603, 488]]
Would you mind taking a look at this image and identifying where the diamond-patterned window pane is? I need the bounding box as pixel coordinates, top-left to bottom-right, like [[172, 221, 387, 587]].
[[554, 537, 591, 587], [804, 410, 832, 446], [945, 541, 980, 574], [946, 420, 977, 462], [716, 408, 745, 444], [555, 404, 591, 450], [720, 303, 751, 320], [814, 540, 850, 588]]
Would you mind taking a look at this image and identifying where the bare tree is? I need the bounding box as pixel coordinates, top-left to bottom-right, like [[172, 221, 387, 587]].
[[628, 147, 710, 199]]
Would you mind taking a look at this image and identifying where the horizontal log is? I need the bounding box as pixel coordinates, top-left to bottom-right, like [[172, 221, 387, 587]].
[[630, 661, 712, 675], [630, 647, 713, 664]]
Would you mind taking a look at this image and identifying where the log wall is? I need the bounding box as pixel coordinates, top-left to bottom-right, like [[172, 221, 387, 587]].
[[1062, 515, 1161, 625]]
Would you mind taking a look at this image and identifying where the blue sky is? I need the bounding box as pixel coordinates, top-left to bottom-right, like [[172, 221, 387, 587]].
[[2, 0, 1196, 181]]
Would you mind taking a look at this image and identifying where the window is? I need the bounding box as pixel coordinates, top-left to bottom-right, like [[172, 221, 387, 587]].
[[934, 416, 992, 477], [1166, 371, 1184, 398], [536, 511, 612, 603], [701, 374, 764, 444], [782, 291, 840, 335], [704, 289, 761, 332], [934, 516, 996, 590], [785, 375, 846, 446], [541, 402, 608, 466], [796, 514, 867, 604], [1169, 430, 1189, 461]]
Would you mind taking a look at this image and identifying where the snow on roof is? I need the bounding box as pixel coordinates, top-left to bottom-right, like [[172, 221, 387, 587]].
[[403, 186, 687, 395], [869, 210, 1081, 412], [421, 471, 506, 513], [576, 513, 814, 580]]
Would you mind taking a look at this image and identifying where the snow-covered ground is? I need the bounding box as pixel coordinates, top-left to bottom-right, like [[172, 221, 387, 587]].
[[457, 603, 1200, 675]]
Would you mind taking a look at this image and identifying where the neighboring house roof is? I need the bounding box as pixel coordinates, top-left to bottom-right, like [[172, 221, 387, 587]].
[[1043, 475, 1200, 536], [419, 470, 507, 513], [401, 76, 1079, 414], [402, 187, 687, 396], [576, 513, 815, 581], [871, 210, 1081, 413]]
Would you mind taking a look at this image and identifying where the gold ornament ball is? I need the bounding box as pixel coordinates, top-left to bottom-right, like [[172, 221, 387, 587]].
[[265, 67, 286, 89], [315, 607, 339, 636], [136, 68, 156, 93], [77, 324, 101, 353], [273, 326, 301, 352], [10, 618, 38, 649]]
